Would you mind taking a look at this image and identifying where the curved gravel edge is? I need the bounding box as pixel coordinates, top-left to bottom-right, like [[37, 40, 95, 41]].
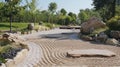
[[16, 42, 42, 67]]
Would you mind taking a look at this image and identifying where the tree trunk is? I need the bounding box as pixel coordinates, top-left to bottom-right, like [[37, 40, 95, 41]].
[[112, 0, 116, 17], [10, 15, 12, 33]]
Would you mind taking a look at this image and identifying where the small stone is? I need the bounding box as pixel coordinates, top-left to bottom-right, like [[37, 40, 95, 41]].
[[106, 38, 119, 45], [81, 35, 93, 41], [2, 33, 10, 39]]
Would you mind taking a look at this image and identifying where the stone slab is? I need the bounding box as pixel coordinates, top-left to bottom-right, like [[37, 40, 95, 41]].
[[67, 49, 116, 58]]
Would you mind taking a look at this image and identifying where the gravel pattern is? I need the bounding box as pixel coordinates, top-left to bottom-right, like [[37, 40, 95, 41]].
[[30, 38, 120, 67], [20, 29, 120, 67]]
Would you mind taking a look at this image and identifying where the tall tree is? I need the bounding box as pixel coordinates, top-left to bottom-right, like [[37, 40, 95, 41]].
[[48, 2, 57, 13], [48, 2, 57, 23], [68, 12, 77, 25], [92, 0, 120, 21], [78, 10, 89, 23], [25, 0, 37, 23], [78, 9, 100, 23]]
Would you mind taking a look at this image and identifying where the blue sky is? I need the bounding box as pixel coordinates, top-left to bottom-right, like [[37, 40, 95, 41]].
[[0, 0, 93, 14], [37, 0, 93, 14]]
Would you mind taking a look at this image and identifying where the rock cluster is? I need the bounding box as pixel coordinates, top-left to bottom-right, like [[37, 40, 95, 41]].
[[0, 33, 28, 66], [80, 17, 120, 46], [80, 33, 119, 46], [110, 31, 120, 39], [2, 33, 25, 42]]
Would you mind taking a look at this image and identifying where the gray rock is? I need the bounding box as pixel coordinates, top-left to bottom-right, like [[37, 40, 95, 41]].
[[95, 32, 108, 43], [110, 31, 120, 39], [81, 17, 106, 34], [81, 35, 93, 41], [106, 38, 119, 45], [2, 33, 10, 39]]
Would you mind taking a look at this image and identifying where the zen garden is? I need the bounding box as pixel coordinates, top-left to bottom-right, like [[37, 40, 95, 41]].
[[0, 0, 120, 67]]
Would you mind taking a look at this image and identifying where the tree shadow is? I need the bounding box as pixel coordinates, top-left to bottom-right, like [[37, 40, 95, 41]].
[[0, 24, 17, 28], [40, 32, 80, 40]]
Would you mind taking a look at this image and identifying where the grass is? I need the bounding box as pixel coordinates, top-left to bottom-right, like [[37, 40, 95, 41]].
[[0, 40, 13, 63], [0, 22, 28, 31], [42, 23, 61, 28], [0, 22, 61, 31]]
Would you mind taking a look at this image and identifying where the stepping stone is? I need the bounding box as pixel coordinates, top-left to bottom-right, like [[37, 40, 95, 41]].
[[67, 49, 116, 58]]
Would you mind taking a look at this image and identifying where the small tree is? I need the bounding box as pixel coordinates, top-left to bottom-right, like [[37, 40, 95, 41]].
[[78, 9, 101, 23], [68, 12, 77, 25], [5, 0, 21, 32]]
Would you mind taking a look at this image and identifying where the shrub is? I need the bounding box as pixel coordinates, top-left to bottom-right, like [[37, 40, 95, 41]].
[[107, 16, 120, 31], [88, 27, 108, 37], [0, 39, 12, 46], [34, 25, 39, 32], [44, 23, 53, 29]]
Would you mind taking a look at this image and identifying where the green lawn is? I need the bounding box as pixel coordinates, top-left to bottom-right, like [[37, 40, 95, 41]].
[[0, 22, 61, 32], [0, 22, 28, 31]]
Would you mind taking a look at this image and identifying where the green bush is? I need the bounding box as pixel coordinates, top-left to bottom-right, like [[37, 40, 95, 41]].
[[0, 39, 12, 46], [0, 46, 12, 63], [0, 46, 12, 53], [107, 16, 120, 30], [0, 57, 6, 63], [44, 23, 53, 29], [86, 27, 108, 37]]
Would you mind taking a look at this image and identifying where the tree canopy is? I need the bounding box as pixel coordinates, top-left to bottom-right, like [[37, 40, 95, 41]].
[[48, 2, 57, 13], [60, 8, 67, 15], [0, 0, 120, 30], [93, 0, 120, 21]]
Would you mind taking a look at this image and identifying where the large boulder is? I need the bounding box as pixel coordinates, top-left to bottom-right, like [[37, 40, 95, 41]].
[[81, 17, 106, 34], [39, 21, 43, 25], [27, 23, 34, 30], [110, 31, 120, 39], [2, 33, 10, 39], [106, 38, 119, 45]]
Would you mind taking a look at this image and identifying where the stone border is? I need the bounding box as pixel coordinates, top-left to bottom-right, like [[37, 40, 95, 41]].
[[0, 36, 42, 67], [0, 49, 28, 67]]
